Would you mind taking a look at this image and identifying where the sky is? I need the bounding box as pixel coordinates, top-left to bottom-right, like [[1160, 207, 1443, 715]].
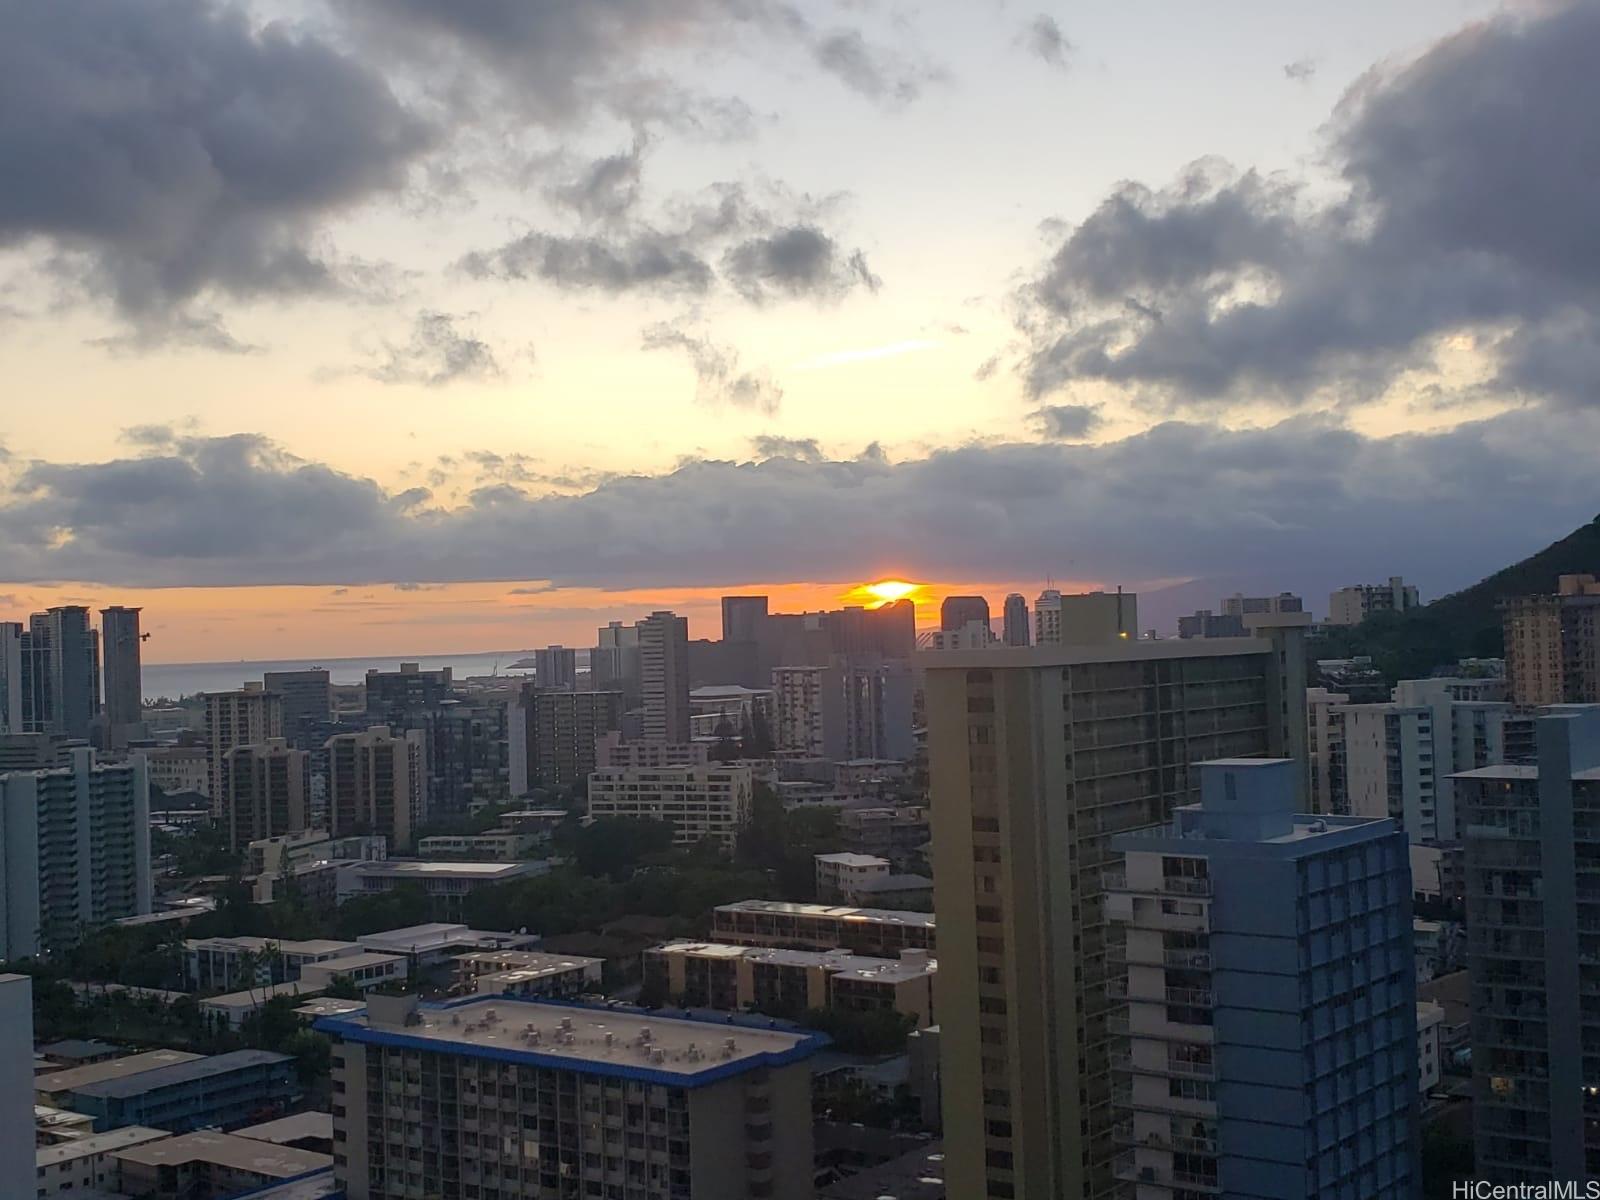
[[4, 0, 1600, 661]]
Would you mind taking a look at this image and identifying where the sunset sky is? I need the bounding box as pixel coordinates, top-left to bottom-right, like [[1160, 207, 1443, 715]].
[[4, 0, 1600, 661]]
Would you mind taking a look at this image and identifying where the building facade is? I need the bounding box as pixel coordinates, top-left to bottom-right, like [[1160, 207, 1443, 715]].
[[1034, 591, 1138, 647], [941, 595, 991, 633], [1504, 574, 1600, 707], [222, 739, 311, 850], [711, 900, 935, 956], [639, 611, 692, 743], [204, 687, 283, 812], [1455, 704, 1600, 1182], [0, 747, 152, 956], [24, 607, 100, 740], [1106, 758, 1418, 1199], [1327, 577, 1420, 626], [327, 726, 429, 852], [508, 688, 624, 796], [1002, 594, 1030, 647], [587, 764, 753, 849], [319, 993, 823, 1200], [98, 606, 143, 744], [924, 630, 1308, 1200], [262, 669, 331, 742]]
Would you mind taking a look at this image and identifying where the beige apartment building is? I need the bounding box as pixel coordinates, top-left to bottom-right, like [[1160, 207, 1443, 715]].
[[1504, 574, 1600, 706], [222, 738, 310, 850], [587, 763, 752, 849], [203, 686, 282, 814], [318, 993, 824, 1200], [923, 625, 1307, 1200], [711, 899, 936, 956], [326, 726, 428, 852], [644, 941, 936, 1025]]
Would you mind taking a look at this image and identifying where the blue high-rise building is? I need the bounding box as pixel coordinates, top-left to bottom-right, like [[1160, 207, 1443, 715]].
[[1106, 757, 1419, 1198]]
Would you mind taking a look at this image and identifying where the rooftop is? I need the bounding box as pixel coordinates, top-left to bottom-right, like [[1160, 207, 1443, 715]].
[[316, 996, 827, 1087], [303, 951, 405, 974], [185, 935, 360, 956], [234, 1111, 334, 1146], [1452, 764, 1539, 780], [71, 1049, 293, 1100], [466, 952, 603, 983], [36, 1126, 169, 1168], [655, 942, 935, 983], [36, 1049, 204, 1095], [39, 1038, 121, 1062], [295, 997, 367, 1019], [346, 860, 534, 877], [202, 981, 324, 1011], [359, 924, 538, 953], [919, 635, 1278, 671], [815, 853, 888, 868], [716, 899, 936, 929], [113, 1130, 331, 1178]]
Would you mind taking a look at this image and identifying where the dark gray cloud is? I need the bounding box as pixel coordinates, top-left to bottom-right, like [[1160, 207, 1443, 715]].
[[4, 412, 1595, 602], [547, 142, 648, 223], [466, 179, 878, 305], [361, 312, 502, 387], [642, 324, 783, 414], [1030, 404, 1101, 440], [0, 0, 430, 340], [1283, 58, 1317, 83], [1021, 15, 1072, 69], [722, 226, 881, 304], [751, 435, 823, 462], [1018, 2, 1600, 410]]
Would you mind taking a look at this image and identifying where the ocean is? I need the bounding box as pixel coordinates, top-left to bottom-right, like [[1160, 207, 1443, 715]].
[[141, 650, 554, 703]]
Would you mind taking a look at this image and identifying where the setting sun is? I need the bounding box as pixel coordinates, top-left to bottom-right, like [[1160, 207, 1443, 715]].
[[855, 579, 923, 608]]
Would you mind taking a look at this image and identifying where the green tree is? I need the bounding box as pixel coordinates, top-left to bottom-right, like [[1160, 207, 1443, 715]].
[[322, 974, 362, 1000], [282, 1029, 333, 1087], [574, 818, 677, 881], [802, 1007, 916, 1055]]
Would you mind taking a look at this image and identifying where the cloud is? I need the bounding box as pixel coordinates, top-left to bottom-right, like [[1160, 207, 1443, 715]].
[[361, 312, 502, 387], [2, 414, 1593, 600], [1283, 58, 1317, 83], [642, 324, 783, 414], [0, 0, 431, 341], [810, 30, 941, 106], [1016, 2, 1600, 411], [547, 141, 648, 223], [1021, 15, 1072, 69], [722, 226, 881, 304], [1030, 404, 1102, 440], [465, 180, 877, 305], [750, 435, 823, 462]]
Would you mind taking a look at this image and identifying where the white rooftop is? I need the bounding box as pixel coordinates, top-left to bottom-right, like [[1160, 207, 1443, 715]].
[[359, 924, 537, 953], [235, 1111, 334, 1146], [348, 860, 532, 876], [815, 852, 889, 867], [37, 1126, 169, 1167], [323, 997, 818, 1080], [185, 936, 360, 956], [113, 1130, 332, 1178], [716, 899, 936, 928], [657, 941, 936, 983], [201, 981, 322, 1011]]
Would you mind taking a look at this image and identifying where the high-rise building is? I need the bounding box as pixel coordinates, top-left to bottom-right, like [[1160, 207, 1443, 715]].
[[587, 763, 754, 849], [1002, 594, 1030, 647], [0, 623, 21, 735], [0, 746, 152, 956], [412, 701, 508, 817], [532, 646, 577, 691], [327, 726, 429, 852], [721, 595, 770, 643], [204, 686, 283, 808], [508, 688, 624, 795], [1456, 704, 1600, 1181], [364, 663, 454, 722], [1107, 757, 1418, 1198], [1175, 610, 1247, 639], [940, 595, 991, 633], [222, 739, 311, 850], [1327, 678, 1517, 842], [0, 974, 32, 1188], [1220, 591, 1304, 617], [1327, 576, 1420, 626], [98, 606, 143, 742], [25, 606, 100, 740], [318, 992, 824, 1200], [771, 658, 914, 762], [1503, 574, 1600, 706], [1034, 590, 1137, 646], [1306, 686, 1351, 815], [924, 627, 1307, 1200], [593, 620, 643, 703], [262, 669, 331, 741], [639, 611, 691, 743]]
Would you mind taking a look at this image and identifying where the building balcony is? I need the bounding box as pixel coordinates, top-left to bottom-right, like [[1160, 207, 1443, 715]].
[[1103, 873, 1212, 899]]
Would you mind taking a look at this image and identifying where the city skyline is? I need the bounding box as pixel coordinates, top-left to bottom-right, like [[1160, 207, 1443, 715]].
[[6, 1, 1600, 659]]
